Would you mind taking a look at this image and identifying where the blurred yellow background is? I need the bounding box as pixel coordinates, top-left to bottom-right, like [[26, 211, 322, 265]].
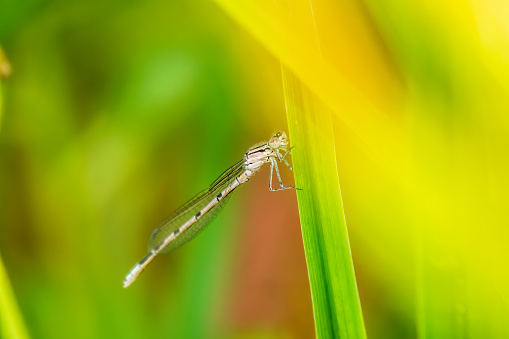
[[1, 0, 509, 338]]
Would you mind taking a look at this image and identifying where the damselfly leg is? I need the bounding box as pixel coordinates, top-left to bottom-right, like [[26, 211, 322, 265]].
[[269, 149, 300, 191], [278, 146, 294, 170]]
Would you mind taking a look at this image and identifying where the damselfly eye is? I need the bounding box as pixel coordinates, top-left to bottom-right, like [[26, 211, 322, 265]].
[[277, 132, 288, 145], [268, 131, 289, 148]]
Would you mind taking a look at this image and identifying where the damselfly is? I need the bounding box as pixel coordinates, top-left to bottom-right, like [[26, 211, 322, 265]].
[[123, 131, 298, 288]]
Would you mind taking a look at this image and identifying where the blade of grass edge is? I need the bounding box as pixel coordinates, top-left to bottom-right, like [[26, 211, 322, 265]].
[[282, 66, 366, 339], [0, 253, 30, 339], [1, 46, 12, 128], [0, 48, 28, 339]]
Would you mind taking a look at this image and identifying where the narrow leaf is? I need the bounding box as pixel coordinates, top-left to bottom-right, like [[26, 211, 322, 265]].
[[283, 66, 366, 338], [0, 253, 30, 339]]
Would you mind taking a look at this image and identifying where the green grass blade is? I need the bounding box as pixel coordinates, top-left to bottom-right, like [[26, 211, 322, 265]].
[[282, 66, 366, 339], [0, 253, 30, 339], [0, 48, 27, 339], [0, 47, 7, 127]]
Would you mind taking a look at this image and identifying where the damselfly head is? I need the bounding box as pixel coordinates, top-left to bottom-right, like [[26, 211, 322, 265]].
[[268, 131, 289, 149]]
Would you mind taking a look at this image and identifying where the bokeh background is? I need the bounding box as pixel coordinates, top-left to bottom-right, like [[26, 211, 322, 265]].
[[1, 0, 509, 338]]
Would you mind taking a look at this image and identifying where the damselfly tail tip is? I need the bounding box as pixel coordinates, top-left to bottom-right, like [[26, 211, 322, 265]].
[[123, 264, 141, 288], [123, 277, 133, 288]]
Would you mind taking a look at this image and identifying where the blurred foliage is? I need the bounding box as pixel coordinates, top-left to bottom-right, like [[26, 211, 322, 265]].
[[2, 0, 509, 338], [1, 45, 29, 339], [214, 0, 509, 338], [0, 46, 11, 126], [0, 252, 30, 339], [0, 0, 309, 338]]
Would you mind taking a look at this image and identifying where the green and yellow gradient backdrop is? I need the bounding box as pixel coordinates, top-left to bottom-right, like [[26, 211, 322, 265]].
[[1, 0, 508, 338]]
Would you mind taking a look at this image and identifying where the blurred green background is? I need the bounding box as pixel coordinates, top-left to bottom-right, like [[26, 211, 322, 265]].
[[0, 0, 313, 338], [2, 0, 509, 338]]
